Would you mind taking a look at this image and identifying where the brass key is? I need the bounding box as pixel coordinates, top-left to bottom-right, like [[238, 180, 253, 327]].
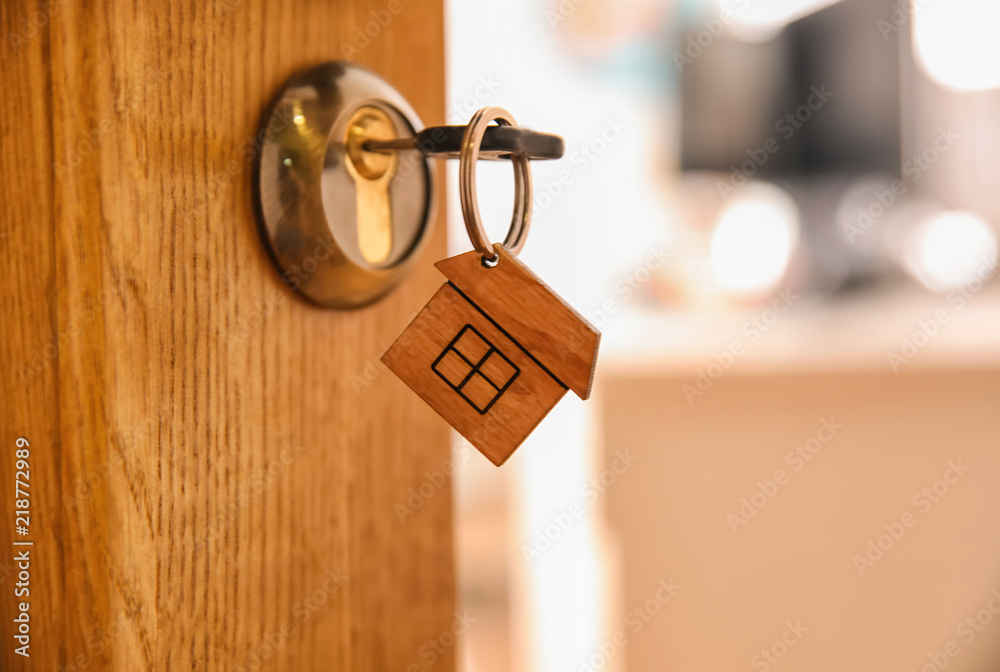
[[345, 106, 397, 264]]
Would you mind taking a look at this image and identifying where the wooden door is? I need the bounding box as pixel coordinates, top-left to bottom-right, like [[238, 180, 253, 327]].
[[0, 1, 453, 670]]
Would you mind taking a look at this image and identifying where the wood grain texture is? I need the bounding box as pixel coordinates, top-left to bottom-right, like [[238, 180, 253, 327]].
[[382, 284, 568, 466], [435, 247, 600, 400], [0, 1, 453, 670]]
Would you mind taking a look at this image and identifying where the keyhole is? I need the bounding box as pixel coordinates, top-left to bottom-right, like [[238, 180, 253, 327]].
[[345, 106, 398, 264]]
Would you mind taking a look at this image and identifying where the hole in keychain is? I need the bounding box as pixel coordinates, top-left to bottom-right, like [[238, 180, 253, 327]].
[[459, 107, 533, 264]]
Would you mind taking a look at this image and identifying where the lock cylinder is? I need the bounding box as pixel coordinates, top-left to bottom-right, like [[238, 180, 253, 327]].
[[345, 106, 398, 265]]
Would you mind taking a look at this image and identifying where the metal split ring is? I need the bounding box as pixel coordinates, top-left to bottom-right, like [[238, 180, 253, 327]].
[[459, 107, 533, 261]]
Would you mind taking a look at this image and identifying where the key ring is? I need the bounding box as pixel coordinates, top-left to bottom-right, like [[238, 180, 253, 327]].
[[459, 107, 533, 262]]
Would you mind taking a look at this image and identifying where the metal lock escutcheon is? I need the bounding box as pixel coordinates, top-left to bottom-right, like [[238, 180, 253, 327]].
[[254, 62, 432, 309], [253, 61, 564, 309]]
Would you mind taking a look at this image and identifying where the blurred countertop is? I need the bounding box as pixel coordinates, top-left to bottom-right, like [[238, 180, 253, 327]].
[[599, 282, 1000, 376]]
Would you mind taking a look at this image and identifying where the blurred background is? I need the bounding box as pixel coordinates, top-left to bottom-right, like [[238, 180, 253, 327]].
[[444, 1, 1000, 671]]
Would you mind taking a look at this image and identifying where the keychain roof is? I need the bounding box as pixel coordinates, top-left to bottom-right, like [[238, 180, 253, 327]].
[[436, 248, 599, 400]]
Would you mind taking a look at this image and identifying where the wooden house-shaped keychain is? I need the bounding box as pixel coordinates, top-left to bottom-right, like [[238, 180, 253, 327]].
[[382, 247, 600, 466]]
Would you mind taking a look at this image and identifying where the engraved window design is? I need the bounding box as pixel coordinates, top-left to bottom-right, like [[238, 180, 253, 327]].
[[431, 324, 520, 414]]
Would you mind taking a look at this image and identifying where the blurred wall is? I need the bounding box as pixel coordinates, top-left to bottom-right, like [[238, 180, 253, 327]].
[[602, 369, 1000, 671]]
